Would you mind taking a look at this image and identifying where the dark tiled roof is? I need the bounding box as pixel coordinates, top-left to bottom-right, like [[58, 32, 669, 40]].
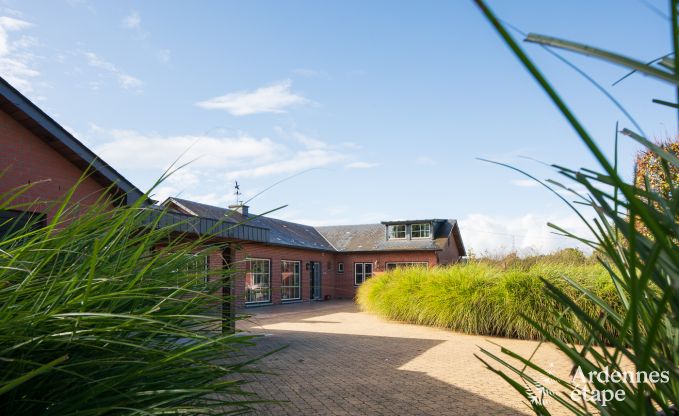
[[164, 198, 464, 254], [144, 205, 269, 242], [166, 198, 335, 251], [315, 220, 456, 252]]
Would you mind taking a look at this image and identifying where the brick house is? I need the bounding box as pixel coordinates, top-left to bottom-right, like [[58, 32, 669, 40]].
[[0, 75, 465, 311], [163, 198, 465, 308]]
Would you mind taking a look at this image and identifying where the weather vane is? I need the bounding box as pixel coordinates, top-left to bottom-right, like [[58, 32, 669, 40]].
[[234, 180, 242, 205]]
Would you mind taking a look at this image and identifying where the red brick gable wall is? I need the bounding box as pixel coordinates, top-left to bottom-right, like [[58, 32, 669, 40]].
[[0, 110, 109, 220]]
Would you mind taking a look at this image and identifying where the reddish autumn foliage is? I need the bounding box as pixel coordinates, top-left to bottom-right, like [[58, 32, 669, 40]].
[[633, 139, 679, 238]]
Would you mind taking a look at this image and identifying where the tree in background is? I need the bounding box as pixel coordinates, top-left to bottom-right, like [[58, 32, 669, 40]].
[[634, 139, 679, 239]]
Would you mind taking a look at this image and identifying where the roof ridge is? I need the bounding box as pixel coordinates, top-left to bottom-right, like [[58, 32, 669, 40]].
[[314, 223, 382, 229], [313, 227, 339, 251]]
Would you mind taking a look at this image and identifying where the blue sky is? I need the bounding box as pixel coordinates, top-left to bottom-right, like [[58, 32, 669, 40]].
[[1, 0, 675, 254]]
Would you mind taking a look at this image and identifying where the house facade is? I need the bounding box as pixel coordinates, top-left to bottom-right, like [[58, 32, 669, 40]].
[[163, 198, 465, 308], [0, 75, 466, 311]]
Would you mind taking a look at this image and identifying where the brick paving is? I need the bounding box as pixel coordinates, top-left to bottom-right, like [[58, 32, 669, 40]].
[[236, 301, 573, 415]]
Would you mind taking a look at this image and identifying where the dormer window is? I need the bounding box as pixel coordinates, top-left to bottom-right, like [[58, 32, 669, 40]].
[[411, 223, 431, 239], [388, 224, 406, 239]]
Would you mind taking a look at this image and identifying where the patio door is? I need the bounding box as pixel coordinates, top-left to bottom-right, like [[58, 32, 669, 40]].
[[310, 261, 321, 300]]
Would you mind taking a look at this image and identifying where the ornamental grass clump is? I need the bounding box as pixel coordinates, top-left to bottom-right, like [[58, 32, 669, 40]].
[[356, 260, 616, 341], [0, 178, 269, 415]]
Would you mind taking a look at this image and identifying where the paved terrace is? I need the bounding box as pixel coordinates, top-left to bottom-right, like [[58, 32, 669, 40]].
[[236, 301, 573, 415]]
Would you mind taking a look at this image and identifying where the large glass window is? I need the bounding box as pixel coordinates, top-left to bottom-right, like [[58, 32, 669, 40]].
[[387, 224, 406, 239], [245, 258, 271, 303], [354, 262, 373, 285], [192, 254, 209, 285], [411, 223, 432, 238], [281, 260, 301, 301], [173, 254, 208, 286]]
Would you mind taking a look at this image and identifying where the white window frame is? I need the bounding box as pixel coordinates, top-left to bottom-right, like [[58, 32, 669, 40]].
[[354, 262, 373, 286], [199, 254, 210, 285], [385, 262, 429, 270], [388, 224, 406, 239], [411, 223, 432, 239], [175, 253, 209, 286], [281, 260, 301, 301], [338, 262, 344, 273], [245, 258, 271, 304]]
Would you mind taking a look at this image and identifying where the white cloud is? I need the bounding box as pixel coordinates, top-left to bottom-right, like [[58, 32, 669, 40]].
[[270, 205, 388, 227], [118, 73, 143, 90], [93, 127, 349, 186], [345, 161, 379, 169], [85, 52, 143, 91], [122, 11, 141, 29], [459, 212, 593, 256], [179, 191, 236, 207], [62, 124, 90, 144], [0, 16, 39, 93], [196, 80, 307, 116], [95, 129, 281, 170], [151, 185, 179, 203], [166, 167, 200, 187], [224, 148, 346, 180], [0, 17, 31, 52], [274, 127, 327, 149], [151, 186, 237, 207], [291, 131, 326, 149]]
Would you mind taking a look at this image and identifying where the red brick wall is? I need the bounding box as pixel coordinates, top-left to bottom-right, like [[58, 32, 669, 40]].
[[225, 243, 451, 308], [206, 249, 225, 317], [330, 251, 439, 299], [0, 110, 109, 220], [231, 243, 335, 308]]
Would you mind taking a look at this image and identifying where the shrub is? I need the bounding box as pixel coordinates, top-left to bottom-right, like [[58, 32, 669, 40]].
[[357, 261, 616, 342], [0, 180, 267, 415], [475, 248, 597, 271], [635, 139, 679, 199], [634, 139, 679, 239]]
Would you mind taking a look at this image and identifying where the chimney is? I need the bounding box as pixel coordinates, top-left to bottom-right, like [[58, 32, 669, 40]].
[[228, 203, 249, 217]]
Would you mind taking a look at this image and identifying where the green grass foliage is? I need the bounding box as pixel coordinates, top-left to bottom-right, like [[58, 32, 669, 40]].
[[0, 179, 268, 415], [357, 255, 619, 342]]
